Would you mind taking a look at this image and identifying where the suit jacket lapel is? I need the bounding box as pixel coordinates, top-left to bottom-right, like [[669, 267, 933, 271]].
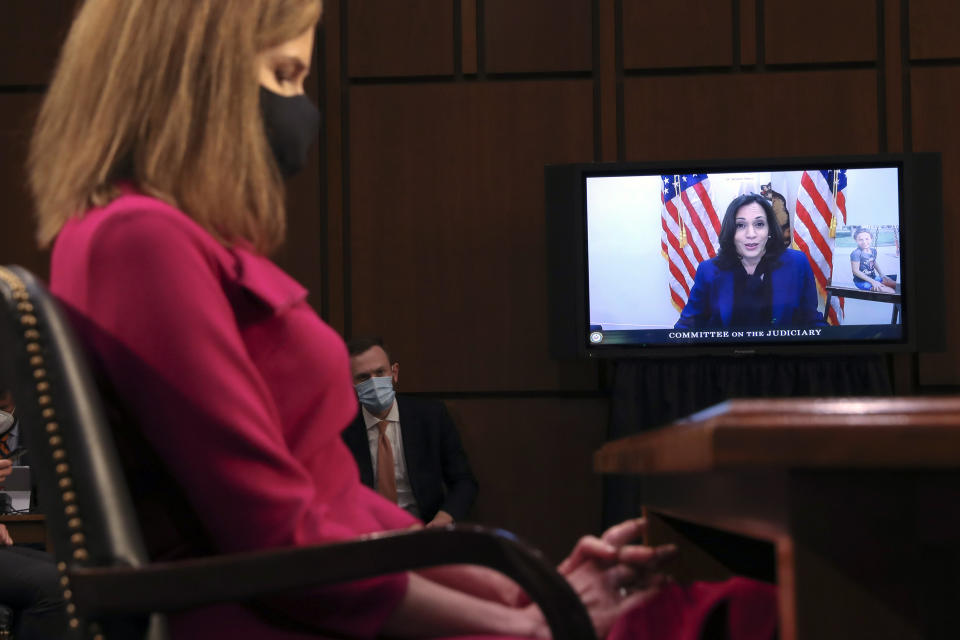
[[718, 269, 734, 326], [769, 257, 791, 325]]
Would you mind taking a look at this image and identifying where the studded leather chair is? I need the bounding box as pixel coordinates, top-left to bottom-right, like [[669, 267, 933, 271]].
[[0, 265, 595, 640]]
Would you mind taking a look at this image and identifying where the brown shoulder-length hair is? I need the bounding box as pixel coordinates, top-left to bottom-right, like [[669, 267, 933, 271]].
[[29, 0, 322, 254]]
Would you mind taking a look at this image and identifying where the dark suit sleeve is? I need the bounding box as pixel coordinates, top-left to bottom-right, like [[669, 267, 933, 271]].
[[674, 262, 710, 329], [435, 403, 478, 521]]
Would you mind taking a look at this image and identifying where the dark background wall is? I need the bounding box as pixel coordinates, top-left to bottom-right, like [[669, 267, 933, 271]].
[[1, 0, 958, 562]]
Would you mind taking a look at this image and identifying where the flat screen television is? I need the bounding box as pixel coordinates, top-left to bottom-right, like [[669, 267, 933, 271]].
[[546, 154, 943, 358]]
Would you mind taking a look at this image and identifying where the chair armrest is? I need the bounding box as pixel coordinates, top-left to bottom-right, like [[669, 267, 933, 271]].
[[69, 524, 596, 640]]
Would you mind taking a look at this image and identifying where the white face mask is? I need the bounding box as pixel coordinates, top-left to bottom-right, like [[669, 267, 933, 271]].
[[354, 376, 395, 414], [0, 410, 14, 436]]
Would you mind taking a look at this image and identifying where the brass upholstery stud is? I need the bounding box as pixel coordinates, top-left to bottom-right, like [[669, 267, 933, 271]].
[[1, 269, 99, 625]]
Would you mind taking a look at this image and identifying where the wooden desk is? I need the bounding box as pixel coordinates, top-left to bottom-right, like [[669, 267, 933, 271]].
[[595, 397, 960, 640], [0, 514, 47, 550], [825, 285, 901, 323]]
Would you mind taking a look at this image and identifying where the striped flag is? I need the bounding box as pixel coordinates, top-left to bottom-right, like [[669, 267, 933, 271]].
[[793, 169, 846, 325], [660, 174, 721, 311]]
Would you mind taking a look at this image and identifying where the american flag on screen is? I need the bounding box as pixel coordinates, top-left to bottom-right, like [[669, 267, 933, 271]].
[[794, 169, 847, 325], [660, 174, 722, 311]]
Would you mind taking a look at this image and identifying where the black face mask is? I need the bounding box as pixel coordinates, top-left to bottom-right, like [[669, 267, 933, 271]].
[[259, 86, 321, 178]]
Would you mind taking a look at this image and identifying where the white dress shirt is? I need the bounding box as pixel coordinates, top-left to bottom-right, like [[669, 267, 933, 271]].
[[361, 401, 420, 518]]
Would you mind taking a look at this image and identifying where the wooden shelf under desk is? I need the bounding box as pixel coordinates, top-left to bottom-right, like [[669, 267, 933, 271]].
[[595, 397, 960, 640], [824, 285, 901, 323]]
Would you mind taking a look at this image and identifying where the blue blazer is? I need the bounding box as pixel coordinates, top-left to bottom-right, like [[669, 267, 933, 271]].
[[674, 249, 826, 329]]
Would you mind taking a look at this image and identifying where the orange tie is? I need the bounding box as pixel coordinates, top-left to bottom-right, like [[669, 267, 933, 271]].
[[376, 420, 398, 503]]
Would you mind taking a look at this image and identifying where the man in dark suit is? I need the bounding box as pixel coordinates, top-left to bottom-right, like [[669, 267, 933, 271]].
[[0, 390, 68, 638], [342, 337, 478, 527]]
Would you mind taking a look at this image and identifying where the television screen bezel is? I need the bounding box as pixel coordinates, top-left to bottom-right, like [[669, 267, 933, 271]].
[[545, 153, 938, 359]]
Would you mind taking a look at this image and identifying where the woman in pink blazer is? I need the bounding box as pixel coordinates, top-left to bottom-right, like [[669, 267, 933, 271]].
[[30, 1, 774, 638]]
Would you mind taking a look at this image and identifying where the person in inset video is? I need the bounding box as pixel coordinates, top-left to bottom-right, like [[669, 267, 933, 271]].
[[674, 193, 826, 329], [850, 227, 897, 293]]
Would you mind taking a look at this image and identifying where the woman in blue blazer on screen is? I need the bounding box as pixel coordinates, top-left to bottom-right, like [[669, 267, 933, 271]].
[[674, 193, 826, 329]]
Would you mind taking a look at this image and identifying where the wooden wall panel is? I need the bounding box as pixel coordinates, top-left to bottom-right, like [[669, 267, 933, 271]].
[[884, 0, 904, 153], [348, 0, 454, 78], [448, 396, 607, 563], [597, 0, 617, 160], [909, 0, 960, 60], [765, 0, 877, 64], [0, 1, 73, 85], [271, 72, 324, 314], [623, 71, 879, 161], [622, 0, 733, 70], [911, 67, 960, 386], [461, 0, 478, 75], [740, 0, 758, 67], [321, 7, 348, 332], [348, 81, 597, 393], [0, 95, 48, 279], [484, 0, 591, 73]]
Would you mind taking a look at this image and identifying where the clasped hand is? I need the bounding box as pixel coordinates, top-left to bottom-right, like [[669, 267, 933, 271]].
[[555, 518, 677, 638]]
